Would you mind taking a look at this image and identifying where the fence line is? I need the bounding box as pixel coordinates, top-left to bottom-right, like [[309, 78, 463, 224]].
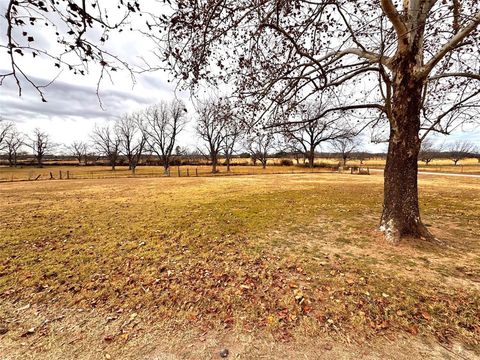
[[0, 166, 343, 183], [2, 163, 479, 183]]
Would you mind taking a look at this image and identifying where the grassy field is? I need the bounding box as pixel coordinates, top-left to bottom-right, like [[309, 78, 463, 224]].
[[1, 157, 479, 182], [0, 173, 479, 359], [0, 165, 335, 182]]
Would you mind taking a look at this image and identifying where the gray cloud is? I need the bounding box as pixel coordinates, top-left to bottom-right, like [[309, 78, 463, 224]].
[[0, 72, 161, 122]]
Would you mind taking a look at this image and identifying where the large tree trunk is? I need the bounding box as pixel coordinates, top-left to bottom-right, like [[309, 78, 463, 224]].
[[163, 166, 170, 176], [36, 155, 43, 168], [380, 58, 432, 243], [211, 153, 218, 173], [162, 156, 170, 176], [308, 148, 315, 168], [226, 155, 231, 172]]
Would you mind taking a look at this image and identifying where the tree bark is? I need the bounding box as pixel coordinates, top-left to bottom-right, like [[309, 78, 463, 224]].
[[380, 58, 432, 243], [36, 156, 43, 168], [211, 154, 218, 173], [308, 148, 315, 168], [226, 156, 231, 172]]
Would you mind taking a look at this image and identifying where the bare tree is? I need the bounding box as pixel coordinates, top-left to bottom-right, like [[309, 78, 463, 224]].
[[0, 119, 13, 152], [116, 113, 147, 172], [4, 126, 24, 167], [448, 140, 476, 165], [195, 98, 232, 173], [245, 131, 276, 169], [90, 124, 121, 170], [26, 128, 53, 167], [68, 141, 89, 165], [161, 1, 480, 243], [331, 137, 360, 167], [144, 100, 188, 174], [223, 121, 242, 172], [282, 100, 355, 168], [418, 139, 441, 165]]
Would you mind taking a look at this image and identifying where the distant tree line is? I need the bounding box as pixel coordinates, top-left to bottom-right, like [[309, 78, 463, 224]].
[[1, 111, 478, 171]]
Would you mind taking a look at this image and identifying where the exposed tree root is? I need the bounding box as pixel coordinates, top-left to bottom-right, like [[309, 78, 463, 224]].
[[379, 217, 444, 245]]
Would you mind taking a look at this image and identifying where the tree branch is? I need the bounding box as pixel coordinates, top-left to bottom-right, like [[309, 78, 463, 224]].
[[421, 11, 480, 77], [380, 0, 407, 45]]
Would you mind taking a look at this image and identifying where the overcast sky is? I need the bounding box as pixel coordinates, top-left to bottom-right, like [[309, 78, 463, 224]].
[[0, 1, 478, 153]]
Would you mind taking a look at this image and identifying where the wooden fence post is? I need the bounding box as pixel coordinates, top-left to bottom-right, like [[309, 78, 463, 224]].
[[177, 166, 180, 177], [59, 170, 62, 180], [196, 168, 198, 177], [187, 168, 190, 177], [50, 172, 54, 180], [67, 171, 70, 179]]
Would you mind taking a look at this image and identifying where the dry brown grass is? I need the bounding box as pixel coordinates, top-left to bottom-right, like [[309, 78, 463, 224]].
[[0, 164, 335, 182], [0, 173, 479, 359], [1, 157, 479, 183]]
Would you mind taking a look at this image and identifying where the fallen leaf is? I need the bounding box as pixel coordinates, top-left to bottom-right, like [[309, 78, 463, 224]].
[[104, 335, 114, 342], [421, 311, 432, 320]]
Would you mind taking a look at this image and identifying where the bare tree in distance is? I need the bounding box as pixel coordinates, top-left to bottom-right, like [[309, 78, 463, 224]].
[[223, 120, 242, 172], [448, 140, 476, 166], [418, 139, 442, 166], [195, 98, 232, 173], [68, 141, 89, 165], [90, 124, 121, 170], [144, 100, 188, 175], [0, 119, 13, 151], [160, 1, 480, 243], [282, 100, 355, 168], [116, 113, 147, 172], [245, 131, 276, 170], [4, 126, 24, 167], [26, 128, 53, 167], [331, 137, 360, 168]]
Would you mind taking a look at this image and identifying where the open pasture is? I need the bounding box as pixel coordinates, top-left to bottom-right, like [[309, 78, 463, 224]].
[[0, 173, 479, 359], [1, 156, 479, 183], [0, 165, 335, 183]]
